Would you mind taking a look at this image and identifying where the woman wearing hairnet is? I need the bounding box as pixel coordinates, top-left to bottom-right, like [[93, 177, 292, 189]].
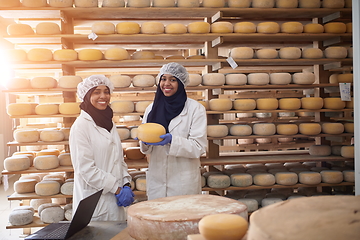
[[69, 75, 134, 221], [139, 62, 207, 200]]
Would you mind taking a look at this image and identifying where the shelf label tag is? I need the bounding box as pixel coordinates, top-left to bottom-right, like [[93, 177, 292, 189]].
[[2, 175, 9, 191], [88, 32, 98, 41], [339, 83, 351, 101], [226, 57, 238, 69], [212, 88, 221, 95]]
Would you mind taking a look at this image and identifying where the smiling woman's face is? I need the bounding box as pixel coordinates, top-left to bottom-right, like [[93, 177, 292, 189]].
[[90, 85, 110, 110], [159, 74, 178, 97]]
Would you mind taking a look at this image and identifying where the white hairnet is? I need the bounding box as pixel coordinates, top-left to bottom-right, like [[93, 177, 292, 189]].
[[77, 74, 114, 101], [157, 62, 189, 86]]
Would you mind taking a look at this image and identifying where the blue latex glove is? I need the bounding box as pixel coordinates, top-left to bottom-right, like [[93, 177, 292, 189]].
[[143, 133, 172, 146], [115, 186, 135, 207]]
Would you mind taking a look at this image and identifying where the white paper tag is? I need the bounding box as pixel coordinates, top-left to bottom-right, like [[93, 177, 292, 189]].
[[2, 175, 9, 191], [213, 139, 222, 146], [88, 32, 98, 41], [339, 83, 351, 101], [226, 57, 238, 69], [212, 88, 221, 95]]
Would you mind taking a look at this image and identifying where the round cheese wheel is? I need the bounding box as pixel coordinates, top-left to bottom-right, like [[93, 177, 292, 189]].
[[255, 48, 278, 59], [9, 209, 34, 226], [132, 74, 155, 87], [127, 194, 248, 240], [141, 22, 164, 34], [0, 0, 20, 7], [127, 0, 150, 7], [165, 23, 187, 34], [21, 0, 47, 7], [40, 206, 65, 223], [153, 0, 175, 7], [207, 174, 231, 188], [247, 73, 270, 85], [230, 173, 252, 187], [198, 101, 209, 110], [337, 73, 353, 83], [4, 156, 31, 172], [59, 153, 72, 166], [276, 124, 298, 135], [61, 182, 74, 195], [257, 22, 280, 33], [104, 47, 129, 60], [292, 72, 315, 84], [59, 102, 80, 114], [49, 0, 74, 7], [344, 122, 354, 133], [320, 170, 343, 183], [209, 99, 232, 111], [14, 129, 40, 143], [321, 122, 344, 134], [253, 173, 275, 186], [202, 73, 225, 86], [31, 77, 57, 88], [322, 0, 345, 8], [14, 179, 38, 194], [7, 49, 27, 62], [207, 125, 229, 137], [35, 104, 59, 115], [137, 123, 166, 143], [230, 47, 254, 59], [278, 98, 301, 110], [34, 155, 59, 170], [187, 74, 202, 87], [252, 0, 275, 8], [210, 22, 233, 33], [281, 22, 303, 33], [256, 98, 278, 110], [92, 22, 115, 35], [7, 23, 34, 35], [135, 101, 152, 112], [35, 180, 61, 196], [53, 49, 78, 61], [298, 0, 320, 8], [323, 97, 345, 110], [298, 171, 321, 184], [30, 199, 52, 211], [131, 51, 155, 59], [346, 22, 352, 33], [187, 22, 211, 34], [275, 0, 298, 8], [7, 103, 36, 116], [40, 129, 65, 142], [116, 22, 141, 34], [233, 99, 256, 110], [253, 123, 276, 136], [202, 0, 225, 7], [275, 172, 298, 185], [111, 100, 134, 113], [109, 74, 131, 87], [303, 23, 324, 33], [58, 75, 82, 88], [347, 47, 353, 58], [233, 22, 256, 33], [279, 47, 301, 59], [298, 123, 321, 135], [37, 149, 60, 157], [324, 46, 347, 58], [6, 78, 31, 89], [199, 213, 248, 240], [309, 144, 332, 156], [324, 22, 346, 33], [27, 48, 53, 62], [36, 22, 61, 35], [78, 49, 103, 61], [229, 125, 252, 136], [343, 170, 354, 182], [341, 145, 354, 158], [302, 48, 323, 59], [225, 73, 247, 85], [117, 127, 130, 140], [269, 72, 291, 84], [74, 0, 98, 7], [177, 0, 200, 7], [125, 147, 145, 160]]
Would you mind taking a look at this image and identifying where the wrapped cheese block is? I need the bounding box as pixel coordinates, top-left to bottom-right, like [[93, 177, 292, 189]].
[[127, 194, 248, 240]]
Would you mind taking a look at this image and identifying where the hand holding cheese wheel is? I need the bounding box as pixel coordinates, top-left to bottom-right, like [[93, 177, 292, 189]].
[[137, 123, 166, 143]]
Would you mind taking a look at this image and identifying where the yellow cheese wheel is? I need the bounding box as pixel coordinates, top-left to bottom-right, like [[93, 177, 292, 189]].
[[256, 98, 278, 110], [202, 73, 226, 86], [298, 171, 321, 184], [135, 101, 152, 112], [276, 124, 298, 135], [36, 149, 60, 157], [337, 73, 353, 83], [137, 123, 166, 143], [309, 145, 332, 156], [116, 22, 141, 34], [31, 77, 58, 88], [279, 47, 301, 59], [0, 0, 20, 7], [303, 23, 324, 33], [230, 173, 252, 187], [131, 51, 155, 59], [78, 49, 103, 61], [281, 22, 303, 33], [141, 22, 164, 34], [346, 22, 352, 33], [298, 0, 321, 8], [7, 49, 27, 62], [343, 170, 354, 182], [253, 123, 276, 136], [165, 23, 187, 34], [7, 23, 34, 35], [278, 98, 301, 110], [27, 48, 53, 62], [211, 22, 233, 33], [21, 0, 47, 7], [40, 129, 65, 142], [188, 74, 202, 87], [322, 0, 345, 8], [132, 74, 155, 87], [34, 155, 59, 170], [104, 47, 129, 60], [53, 49, 78, 61], [202, 0, 225, 7], [36, 22, 61, 35], [298, 123, 321, 135], [35, 180, 61, 196], [152, 0, 175, 7], [253, 173, 275, 186], [324, 22, 347, 33], [127, 0, 150, 7], [109, 74, 132, 88], [233, 99, 256, 110], [4, 156, 31, 172], [59, 102, 80, 114], [6, 78, 31, 89], [101, 0, 125, 7], [225, 73, 247, 85], [199, 213, 248, 240], [292, 72, 315, 84], [198, 101, 210, 110], [187, 22, 211, 34], [252, 0, 275, 8], [341, 145, 354, 158], [35, 104, 59, 115], [301, 97, 323, 109], [275, 172, 298, 185], [209, 99, 232, 111], [320, 170, 343, 183], [234, 22, 256, 33], [321, 122, 344, 134], [111, 100, 135, 113], [92, 22, 116, 35], [7, 103, 37, 116], [344, 123, 354, 133], [229, 125, 252, 136], [323, 97, 345, 110], [48, 0, 74, 7], [257, 22, 280, 33], [255, 48, 278, 59], [177, 0, 200, 7], [275, 0, 298, 8], [247, 73, 269, 85], [302, 48, 323, 59], [74, 0, 98, 7], [207, 125, 229, 138], [269, 73, 291, 84], [324, 46, 347, 58], [230, 47, 254, 59], [58, 76, 82, 88]]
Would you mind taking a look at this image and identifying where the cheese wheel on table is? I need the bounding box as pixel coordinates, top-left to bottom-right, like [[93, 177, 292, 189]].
[[302, 48, 323, 59], [269, 73, 291, 84], [309, 145, 332, 156], [256, 98, 278, 110], [233, 99, 256, 110], [102, 0, 125, 7], [7, 103, 37, 116], [165, 23, 187, 34], [324, 22, 346, 34], [59, 102, 80, 114], [187, 22, 211, 34], [324, 46, 347, 58], [78, 49, 103, 61], [141, 22, 164, 34], [127, 0, 150, 7], [234, 22, 256, 33], [131, 51, 155, 59], [49, 0, 74, 7], [275, 0, 298, 8], [40, 129, 65, 142], [104, 47, 129, 60], [225, 73, 247, 85], [14, 129, 40, 143], [27, 48, 53, 62], [109, 74, 131, 88], [292, 72, 315, 84], [58, 76, 82, 88], [209, 99, 232, 111], [229, 125, 252, 136], [153, 0, 175, 7], [256, 48, 278, 59], [230, 47, 254, 59], [303, 23, 324, 33], [137, 123, 166, 143], [202, 73, 225, 86], [132, 74, 155, 87], [53, 49, 78, 61], [4, 156, 31, 172], [35, 104, 59, 115], [127, 194, 248, 240], [323, 97, 345, 110], [74, 0, 98, 7], [257, 22, 280, 33], [207, 125, 229, 137], [276, 124, 298, 135], [116, 22, 140, 34], [34, 155, 59, 170], [210, 22, 233, 33], [298, 0, 320, 8], [298, 123, 321, 135], [281, 22, 303, 33], [21, 0, 47, 7], [36, 22, 61, 35], [253, 123, 276, 136], [92, 22, 115, 35], [7, 23, 34, 35], [247, 73, 269, 85], [111, 100, 134, 113], [279, 47, 301, 59], [278, 98, 301, 110], [14, 179, 38, 194]]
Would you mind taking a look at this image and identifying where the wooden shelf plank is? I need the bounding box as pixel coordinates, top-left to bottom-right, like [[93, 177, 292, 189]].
[[6, 216, 48, 229], [8, 193, 72, 200], [208, 133, 354, 140], [1, 166, 73, 175], [7, 140, 69, 146]]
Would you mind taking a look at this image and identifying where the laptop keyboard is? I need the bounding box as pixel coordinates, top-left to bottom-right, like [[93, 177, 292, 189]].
[[42, 223, 70, 239]]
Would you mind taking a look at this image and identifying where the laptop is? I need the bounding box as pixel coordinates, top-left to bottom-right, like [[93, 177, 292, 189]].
[[25, 189, 103, 240]]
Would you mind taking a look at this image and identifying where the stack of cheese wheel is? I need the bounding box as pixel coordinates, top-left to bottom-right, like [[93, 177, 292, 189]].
[[127, 0, 150, 7], [53, 49, 78, 61], [78, 49, 103, 61], [27, 48, 53, 62], [104, 47, 129, 60], [234, 22, 256, 33], [36, 22, 61, 35], [141, 22, 164, 34], [74, 0, 98, 7], [7, 49, 27, 62], [210, 21, 233, 33], [111, 100, 134, 113], [131, 51, 155, 59], [136, 123, 166, 143], [109, 74, 131, 88], [202, 73, 225, 86], [132, 74, 155, 87], [7, 23, 34, 35], [127, 194, 248, 240], [116, 22, 141, 34], [59, 102, 80, 115], [187, 22, 211, 34], [165, 23, 187, 34], [58, 76, 82, 88]]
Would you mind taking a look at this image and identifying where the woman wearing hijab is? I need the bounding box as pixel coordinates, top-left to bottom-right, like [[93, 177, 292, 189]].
[[139, 62, 207, 200], [69, 75, 133, 221]]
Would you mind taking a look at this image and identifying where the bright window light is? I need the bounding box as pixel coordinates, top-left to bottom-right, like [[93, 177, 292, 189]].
[[0, 45, 14, 89]]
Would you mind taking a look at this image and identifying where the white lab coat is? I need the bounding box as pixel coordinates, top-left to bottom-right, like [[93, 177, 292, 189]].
[[69, 110, 131, 221], [140, 98, 207, 200]]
